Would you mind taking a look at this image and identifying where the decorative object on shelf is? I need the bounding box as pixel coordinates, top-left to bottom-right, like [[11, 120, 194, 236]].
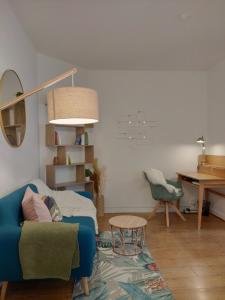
[[54, 131, 60, 145], [196, 136, 206, 154], [84, 131, 89, 145], [67, 154, 72, 165], [92, 159, 106, 217], [0, 69, 26, 147], [53, 156, 59, 165], [81, 133, 85, 145], [0, 68, 99, 148], [75, 134, 81, 145], [117, 110, 158, 144], [85, 169, 93, 182]]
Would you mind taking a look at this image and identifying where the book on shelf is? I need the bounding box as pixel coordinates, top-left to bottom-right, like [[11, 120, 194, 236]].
[[54, 131, 61, 145]]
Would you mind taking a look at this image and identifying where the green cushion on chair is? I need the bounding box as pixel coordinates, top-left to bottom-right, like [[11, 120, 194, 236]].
[[144, 172, 183, 201]]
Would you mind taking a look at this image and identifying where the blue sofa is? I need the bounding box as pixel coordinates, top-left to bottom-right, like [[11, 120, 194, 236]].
[[0, 184, 96, 296]]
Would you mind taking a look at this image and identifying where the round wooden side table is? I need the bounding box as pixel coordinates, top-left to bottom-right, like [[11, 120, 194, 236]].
[[109, 215, 147, 256]]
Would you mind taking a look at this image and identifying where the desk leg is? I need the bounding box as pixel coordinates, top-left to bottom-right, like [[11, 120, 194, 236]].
[[198, 184, 204, 230]]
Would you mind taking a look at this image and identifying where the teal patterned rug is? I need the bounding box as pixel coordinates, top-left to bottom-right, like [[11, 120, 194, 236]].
[[73, 231, 173, 300]]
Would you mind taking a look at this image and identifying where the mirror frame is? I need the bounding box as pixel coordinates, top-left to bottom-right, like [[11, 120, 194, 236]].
[[0, 69, 26, 147]]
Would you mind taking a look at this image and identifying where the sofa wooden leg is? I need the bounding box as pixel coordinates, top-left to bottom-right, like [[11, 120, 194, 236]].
[[1, 282, 8, 300], [81, 277, 89, 296]]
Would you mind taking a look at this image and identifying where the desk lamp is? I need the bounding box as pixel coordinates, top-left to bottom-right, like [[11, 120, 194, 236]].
[[196, 136, 206, 154]]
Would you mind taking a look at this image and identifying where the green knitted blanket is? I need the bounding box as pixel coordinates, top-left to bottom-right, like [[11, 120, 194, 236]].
[[19, 221, 79, 281]]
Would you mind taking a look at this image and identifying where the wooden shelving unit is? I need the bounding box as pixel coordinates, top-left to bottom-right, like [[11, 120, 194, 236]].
[[45, 124, 94, 193]]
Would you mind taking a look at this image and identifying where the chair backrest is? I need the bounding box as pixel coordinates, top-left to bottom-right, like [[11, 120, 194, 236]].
[[143, 171, 158, 200]]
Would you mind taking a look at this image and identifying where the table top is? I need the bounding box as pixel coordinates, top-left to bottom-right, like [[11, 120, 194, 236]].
[[109, 215, 147, 229], [177, 171, 225, 181]]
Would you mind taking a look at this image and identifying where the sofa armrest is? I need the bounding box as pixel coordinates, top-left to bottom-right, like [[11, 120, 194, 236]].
[[0, 226, 23, 281], [76, 191, 93, 200]]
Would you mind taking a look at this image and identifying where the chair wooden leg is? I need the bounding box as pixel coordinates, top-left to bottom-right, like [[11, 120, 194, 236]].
[[1, 282, 8, 300], [165, 202, 170, 227], [176, 199, 180, 209], [81, 277, 89, 296], [148, 202, 162, 220], [170, 202, 186, 221]]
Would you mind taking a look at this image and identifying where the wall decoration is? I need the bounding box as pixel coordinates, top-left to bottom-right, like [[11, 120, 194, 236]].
[[117, 110, 158, 144]]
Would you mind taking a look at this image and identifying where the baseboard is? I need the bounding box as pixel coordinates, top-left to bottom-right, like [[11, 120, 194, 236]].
[[105, 205, 185, 213], [210, 208, 225, 221], [105, 207, 152, 213]]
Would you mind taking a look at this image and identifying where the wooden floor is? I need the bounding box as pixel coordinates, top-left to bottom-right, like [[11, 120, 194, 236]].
[[3, 213, 225, 299]]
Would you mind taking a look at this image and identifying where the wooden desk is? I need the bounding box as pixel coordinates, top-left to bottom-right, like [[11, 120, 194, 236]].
[[177, 171, 225, 230]]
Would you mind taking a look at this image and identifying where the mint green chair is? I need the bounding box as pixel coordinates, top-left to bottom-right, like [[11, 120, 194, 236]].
[[143, 172, 186, 227]]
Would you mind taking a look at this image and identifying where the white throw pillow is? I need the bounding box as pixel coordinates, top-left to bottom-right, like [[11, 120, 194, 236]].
[[145, 168, 168, 186], [145, 168, 182, 195]]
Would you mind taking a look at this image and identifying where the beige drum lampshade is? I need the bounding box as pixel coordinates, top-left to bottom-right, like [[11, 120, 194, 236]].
[[47, 87, 99, 125]]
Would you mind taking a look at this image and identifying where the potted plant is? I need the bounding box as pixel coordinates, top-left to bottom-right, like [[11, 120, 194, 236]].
[[85, 169, 93, 182]]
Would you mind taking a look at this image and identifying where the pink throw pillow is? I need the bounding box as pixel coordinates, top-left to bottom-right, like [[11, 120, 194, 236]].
[[22, 187, 52, 222]]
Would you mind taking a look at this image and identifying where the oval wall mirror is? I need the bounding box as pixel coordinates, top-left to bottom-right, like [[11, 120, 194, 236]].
[[0, 70, 26, 147]]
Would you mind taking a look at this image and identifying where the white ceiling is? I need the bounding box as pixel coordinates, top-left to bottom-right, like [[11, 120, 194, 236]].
[[8, 0, 225, 70]]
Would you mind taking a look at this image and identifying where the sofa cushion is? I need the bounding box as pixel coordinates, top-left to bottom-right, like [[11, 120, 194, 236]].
[[22, 187, 52, 222], [0, 184, 38, 226]]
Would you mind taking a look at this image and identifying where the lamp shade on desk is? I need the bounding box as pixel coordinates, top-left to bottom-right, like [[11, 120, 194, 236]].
[[196, 136, 205, 144], [47, 87, 99, 125]]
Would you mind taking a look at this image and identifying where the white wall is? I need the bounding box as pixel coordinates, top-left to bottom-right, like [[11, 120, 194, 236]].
[[87, 70, 208, 212], [0, 0, 212, 215], [0, 0, 89, 195], [207, 59, 225, 219], [0, 0, 39, 195], [37, 53, 88, 181]]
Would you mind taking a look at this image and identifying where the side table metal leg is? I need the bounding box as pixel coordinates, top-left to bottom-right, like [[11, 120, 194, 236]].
[[140, 228, 144, 249], [111, 225, 115, 252], [120, 228, 125, 255], [135, 229, 139, 255]]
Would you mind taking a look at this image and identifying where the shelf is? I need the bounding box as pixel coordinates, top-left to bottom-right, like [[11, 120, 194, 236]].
[[47, 163, 85, 167], [4, 124, 24, 128], [55, 180, 94, 188], [202, 163, 225, 170], [47, 144, 93, 148]]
